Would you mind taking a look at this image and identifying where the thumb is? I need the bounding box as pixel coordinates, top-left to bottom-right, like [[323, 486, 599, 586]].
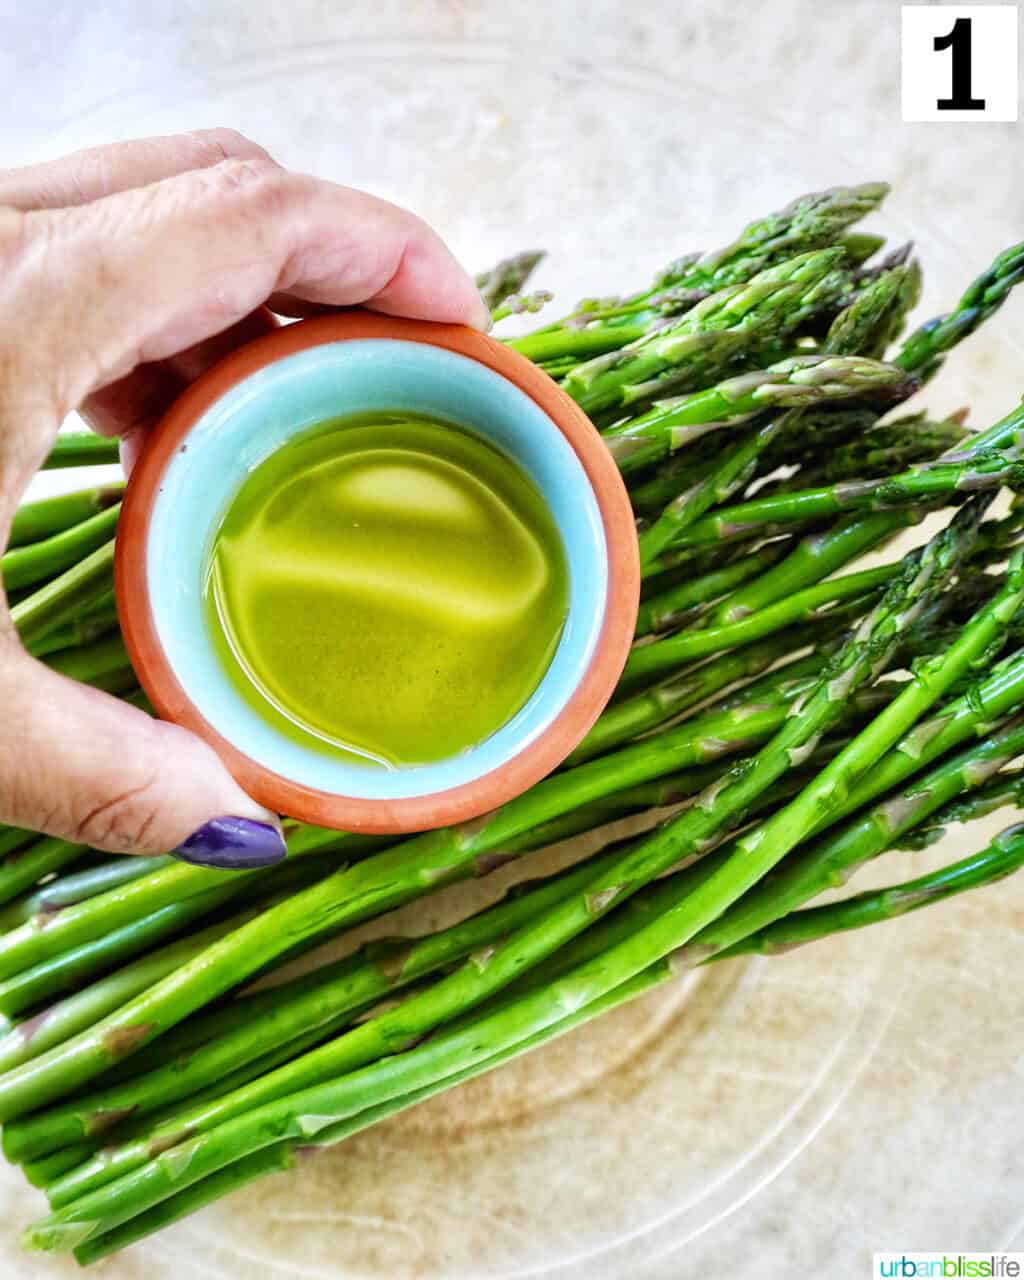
[[0, 643, 286, 868]]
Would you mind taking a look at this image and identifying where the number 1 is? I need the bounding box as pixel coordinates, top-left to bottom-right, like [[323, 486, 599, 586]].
[[934, 17, 986, 110]]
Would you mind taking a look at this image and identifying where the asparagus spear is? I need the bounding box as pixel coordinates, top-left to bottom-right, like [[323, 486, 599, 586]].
[[483, 710, 1024, 1010], [656, 183, 889, 292], [634, 540, 791, 635], [821, 259, 921, 359], [707, 512, 917, 625], [30, 744, 855, 1202], [563, 249, 848, 414], [654, 448, 1023, 556], [671, 707, 1024, 964], [41, 433, 120, 470], [25, 595, 120, 660], [0, 838, 91, 908], [1, 505, 120, 593], [0, 677, 897, 1124], [0, 828, 35, 861], [11, 842, 641, 1165], [896, 240, 1024, 379], [635, 418, 782, 567], [7, 486, 123, 550], [841, 232, 889, 267], [602, 569, 980, 764], [632, 260, 927, 568], [0, 825, 374, 983], [475, 251, 545, 312], [601, 354, 917, 475], [702, 240, 1024, 625], [723, 822, 1024, 956], [756, 413, 970, 496], [620, 562, 898, 691], [11, 540, 116, 652], [0, 912, 264, 1075], [0, 851, 338, 1022], [63, 815, 1024, 1266], [490, 290, 553, 323], [0, 855, 169, 933], [513, 184, 889, 363], [570, 637, 831, 766]]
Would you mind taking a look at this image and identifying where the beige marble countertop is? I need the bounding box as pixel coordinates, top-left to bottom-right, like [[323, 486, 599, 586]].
[[1, 3, 1023, 1277]]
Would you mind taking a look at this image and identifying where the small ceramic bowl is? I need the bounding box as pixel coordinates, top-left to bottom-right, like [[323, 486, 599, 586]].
[[116, 312, 639, 833]]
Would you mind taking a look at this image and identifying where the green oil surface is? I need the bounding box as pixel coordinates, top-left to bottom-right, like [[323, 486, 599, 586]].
[[204, 413, 569, 769]]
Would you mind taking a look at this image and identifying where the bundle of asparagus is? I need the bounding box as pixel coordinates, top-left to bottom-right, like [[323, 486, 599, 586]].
[[3, 182, 1024, 1264]]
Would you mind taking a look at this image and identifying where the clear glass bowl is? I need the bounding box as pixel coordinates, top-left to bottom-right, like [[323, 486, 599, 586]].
[[5, 39, 1024, 1280]]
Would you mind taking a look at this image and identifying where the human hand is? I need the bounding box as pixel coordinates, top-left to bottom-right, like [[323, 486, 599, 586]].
[[0, 128, 489, 868]]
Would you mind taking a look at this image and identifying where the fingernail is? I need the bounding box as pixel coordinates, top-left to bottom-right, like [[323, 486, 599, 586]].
[[173, 817, 287, 870]]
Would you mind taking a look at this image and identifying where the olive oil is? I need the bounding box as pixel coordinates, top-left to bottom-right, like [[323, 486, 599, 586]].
[[205, 413, 569, 769]]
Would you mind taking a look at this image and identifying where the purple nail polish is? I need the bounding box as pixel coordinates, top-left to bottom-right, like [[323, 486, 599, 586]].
[[174, 817, 286, 870]]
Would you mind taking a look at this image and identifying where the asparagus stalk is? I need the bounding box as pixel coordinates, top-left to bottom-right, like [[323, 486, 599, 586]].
[[756, 414, 970, 497], [0, 828, 35, 861], [563, 249, 848, 414], [893, 768, 1024, 849], [707, 240, 1024, 624], [656, 183, 889, 292], [671, 708, 1024, 963], [620, 562, 897, 691], [26, 596, 120, 660], [634, 540, 791, 635], [707, 512, 916, 625], [0, 855, 169, 933], [0, 826, 373, 983], [0, 858, 346, 1027], [655, 448, 1023, 556], [0, 838, 91, 908], [63, 817, 1024, 1266], [0, 911, 266, 1075], [41, 433, 120, 470], [636, 417, 783, 567], [585, 569, 1004, 767], [809, 413, 967, 478], [601, 354, 917, 475], [71, 1143, 297, 1265], [570, 636, 830, 766], [7, 486, 123, 550], [11, 540, 116, 652], [0, 681, 897, 1123], [11, 842, 639, 1165], [632, 263, 929, 569], [490, 290, 553, 323], [723, 822, 1024, 956], [841, 232, 889, 266], [512, 184, 889, 363], [36, 739, 863, 1202], [0, 504, 120, 593]]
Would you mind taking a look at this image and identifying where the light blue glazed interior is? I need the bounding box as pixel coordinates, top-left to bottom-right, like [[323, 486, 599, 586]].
[[146, 339, 608, 801]]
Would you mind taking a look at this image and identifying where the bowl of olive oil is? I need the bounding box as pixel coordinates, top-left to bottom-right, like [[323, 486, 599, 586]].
[[116, 313, 639, 833]]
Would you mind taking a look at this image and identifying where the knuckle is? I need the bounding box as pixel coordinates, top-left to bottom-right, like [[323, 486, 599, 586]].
[[208, 154, 288, 201], [185, 127, 276, 168], [66, 773, 165, 853]]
